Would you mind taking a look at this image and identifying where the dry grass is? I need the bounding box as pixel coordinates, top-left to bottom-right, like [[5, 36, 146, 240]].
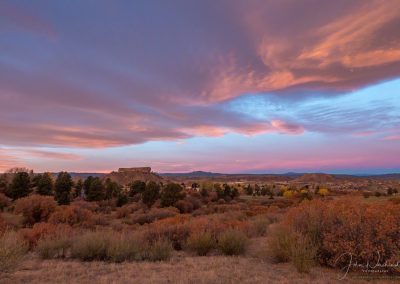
[[0, 231, 28, 272], [0, 255, 370, 284], [0, 213, 23, 229]]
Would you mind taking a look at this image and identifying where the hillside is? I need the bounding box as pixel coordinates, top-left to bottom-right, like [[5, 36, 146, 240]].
[[294, 173, 336, 183]]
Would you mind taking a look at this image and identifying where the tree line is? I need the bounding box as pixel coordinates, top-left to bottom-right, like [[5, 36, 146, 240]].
[[0, 170, 190, 208]]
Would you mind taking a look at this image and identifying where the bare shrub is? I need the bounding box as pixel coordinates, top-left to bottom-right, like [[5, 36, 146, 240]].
[[218, 230, 248, 256], [131, 207, 178, 225], [268, 224, 296, 263], [71, 231, 110, 261], [144, 219, 191, 250], [144, 239, 173, 261], [0, 230, 28, 272], [71, 199, 99, 212], [268, 224, 316, 273], [186, 232, 215, 256], [290, 234, 317, 273], [36, 231, 73, 259], [248, 215, 271, 237], [70, 231, 171, 262], [106, 233, 143, 262], [115, 203, 145, 218], [186, 195, 202, 210], [0, 216, 6, 234], [175, 200, 194, 213], [389, 197, 400, 205]]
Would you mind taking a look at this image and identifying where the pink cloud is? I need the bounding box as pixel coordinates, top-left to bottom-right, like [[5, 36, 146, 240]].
[[352, 131, 376, 137], [271, 120, 304, 135], [0, 0, 398, 153], [0, 150, 25, 172], [383, 135, 400, 141], [0, 2, 56, 39]]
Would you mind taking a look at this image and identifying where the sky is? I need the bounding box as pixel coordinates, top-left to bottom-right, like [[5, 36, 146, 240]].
[[0, 0, 400, 174]]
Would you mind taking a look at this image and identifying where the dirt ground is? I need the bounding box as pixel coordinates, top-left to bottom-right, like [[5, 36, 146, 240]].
[[1, 255, 391, 284]]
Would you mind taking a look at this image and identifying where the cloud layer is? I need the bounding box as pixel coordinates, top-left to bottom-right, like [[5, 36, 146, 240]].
[[0, 0, 399, 172]]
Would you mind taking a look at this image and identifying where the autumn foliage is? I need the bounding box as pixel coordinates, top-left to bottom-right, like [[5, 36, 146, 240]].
[[49, 205, 94, 227], [14, 195, 57, 226], [280, 198, 400, 268]]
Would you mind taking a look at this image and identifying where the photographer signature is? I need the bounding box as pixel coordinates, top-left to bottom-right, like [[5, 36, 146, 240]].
[[335, 251, 400, 280]]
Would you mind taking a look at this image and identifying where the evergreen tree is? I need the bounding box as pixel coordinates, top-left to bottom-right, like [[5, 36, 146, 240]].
[[36, 172, 54, 195], [73, 179, 83, 198], [231, 187, 239, 199], [7, 171, 31, 200], [129, 180, 146, 197], [104, 178, 121, 200], [54, 171, 73, 205], [160, 183, 185, 207], [214, 183, 224, 199], [83, 176, 94, 197], [142, 181, 160, 206], [0, 175, 8, 195], [86, 177, 105, 201], [245, 184, 253, 195], [223, 184, 232, 199]]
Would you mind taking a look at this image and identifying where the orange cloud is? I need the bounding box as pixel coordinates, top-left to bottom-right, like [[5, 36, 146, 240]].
[[202, 0, 400, 102], [181, 119, 303, 138], [0, 150, 24, 172]]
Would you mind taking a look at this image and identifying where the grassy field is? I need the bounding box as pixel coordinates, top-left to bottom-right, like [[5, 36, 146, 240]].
[[1, 177, 399, 283], [1, 254, 367, 284]]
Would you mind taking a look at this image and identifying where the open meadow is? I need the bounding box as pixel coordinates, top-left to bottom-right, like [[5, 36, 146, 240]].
[[1, 169, 399, 283]]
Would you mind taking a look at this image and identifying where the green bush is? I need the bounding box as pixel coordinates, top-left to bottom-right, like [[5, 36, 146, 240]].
[[187, 232, 215, 256], [160, 183, 185, 207], [218, 230, 248, 255], [0, 230, 28, 272]]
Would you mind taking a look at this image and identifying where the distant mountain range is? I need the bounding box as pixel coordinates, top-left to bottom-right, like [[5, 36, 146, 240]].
[[49, 171, 400, 180], [159, 171, 224, 178], [160, 171, 400, 180]]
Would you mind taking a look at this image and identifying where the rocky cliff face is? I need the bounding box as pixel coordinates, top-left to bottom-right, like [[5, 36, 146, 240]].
[[105, 167, 162, 185], [118, 167, 151, 174]]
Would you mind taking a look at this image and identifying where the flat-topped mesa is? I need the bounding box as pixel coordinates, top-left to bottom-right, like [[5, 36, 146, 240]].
[[118, 167, 152, 174], [106, 167, 162, 185]]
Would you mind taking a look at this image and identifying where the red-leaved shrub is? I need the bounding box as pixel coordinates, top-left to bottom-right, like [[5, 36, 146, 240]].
[[49, 205, 94, 227], [21, 222, 72, 249], [0, 194, 11, 211], [282, 198, 400, 268], [14, 195, 57, 226]]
